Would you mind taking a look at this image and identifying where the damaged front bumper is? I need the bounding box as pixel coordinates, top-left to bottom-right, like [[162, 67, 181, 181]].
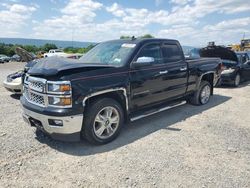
[[21, 99, 83, 142]]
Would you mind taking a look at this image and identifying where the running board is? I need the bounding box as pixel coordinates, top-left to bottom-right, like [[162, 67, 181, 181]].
[[130, 101, 186, 122]]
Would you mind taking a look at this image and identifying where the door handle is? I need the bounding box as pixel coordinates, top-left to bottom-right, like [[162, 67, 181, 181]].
[[180, 67, 187, 71], [159, 70, 168, 74]]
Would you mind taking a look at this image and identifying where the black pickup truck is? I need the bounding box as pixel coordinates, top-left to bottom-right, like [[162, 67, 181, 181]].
[[21, 38, 222, 144]]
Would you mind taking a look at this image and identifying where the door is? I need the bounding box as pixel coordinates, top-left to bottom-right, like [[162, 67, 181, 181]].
[[130, 43, 169, 109], [160, 43, 188, 98], [129, 42, 188, 110]]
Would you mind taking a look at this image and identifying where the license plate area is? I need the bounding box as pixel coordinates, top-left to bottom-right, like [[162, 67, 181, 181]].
[[29, 117, 44, 130]]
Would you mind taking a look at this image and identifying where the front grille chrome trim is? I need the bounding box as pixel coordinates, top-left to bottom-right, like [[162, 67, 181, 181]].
[[23, 75, 72, 108], [24, 86, 46, 107], [25, 76, 46, 93]]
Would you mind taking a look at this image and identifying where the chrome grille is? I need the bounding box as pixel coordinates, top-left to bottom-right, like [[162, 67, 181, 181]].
[[26, 76, 46, 92], [29, 81, 44, 92], [24, 76, 47, 107], [23, 75, 72, 108], [24, 87, 45, 107]]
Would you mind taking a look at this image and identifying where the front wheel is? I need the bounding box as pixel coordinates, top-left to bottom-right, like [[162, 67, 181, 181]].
[[188, 81, 211, 105], [82, 98, 124, 144]]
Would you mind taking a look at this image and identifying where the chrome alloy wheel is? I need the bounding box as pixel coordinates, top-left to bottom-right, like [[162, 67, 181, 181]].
[[93, 106, 120, 139], [200, 85, 211, 104]]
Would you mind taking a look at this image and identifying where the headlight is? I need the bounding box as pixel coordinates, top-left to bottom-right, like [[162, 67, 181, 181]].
[[222, 68, 235, 74], [48, 96, 72, 107], [47, 81, 72, 108], [47, 81, 71, 94], [7, 76, 12, 82]]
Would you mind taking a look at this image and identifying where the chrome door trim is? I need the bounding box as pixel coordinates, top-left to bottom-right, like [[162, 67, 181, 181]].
[[130, 101, 186, 121]]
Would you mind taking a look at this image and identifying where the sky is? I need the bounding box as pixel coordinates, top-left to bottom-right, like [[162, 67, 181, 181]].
[[0, 0, 250, 46]]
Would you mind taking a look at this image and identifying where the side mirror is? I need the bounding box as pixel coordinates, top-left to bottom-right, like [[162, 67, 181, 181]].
[[132, 57, 154, 68]]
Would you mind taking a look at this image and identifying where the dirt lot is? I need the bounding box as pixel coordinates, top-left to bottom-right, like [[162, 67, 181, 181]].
[[0, 62, 250, 188]]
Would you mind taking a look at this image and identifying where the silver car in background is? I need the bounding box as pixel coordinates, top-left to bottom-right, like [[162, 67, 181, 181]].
[[3, 47, 36, 95], [3, 71, 24, 94]]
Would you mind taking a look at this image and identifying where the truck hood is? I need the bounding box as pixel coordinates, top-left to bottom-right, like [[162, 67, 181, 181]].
[[200, 46, 238, 62], [28, 56, 115, 76]]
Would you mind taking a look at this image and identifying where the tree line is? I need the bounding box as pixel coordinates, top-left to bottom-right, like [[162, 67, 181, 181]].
[[0, 34, 154, 56], [0, 43, 95, 57]]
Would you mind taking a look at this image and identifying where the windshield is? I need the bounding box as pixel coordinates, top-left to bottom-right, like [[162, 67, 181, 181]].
[[79, 41, 136, 66]]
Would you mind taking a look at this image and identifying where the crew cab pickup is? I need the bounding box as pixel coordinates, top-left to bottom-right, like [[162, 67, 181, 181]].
[[21, 38, 222, 144]]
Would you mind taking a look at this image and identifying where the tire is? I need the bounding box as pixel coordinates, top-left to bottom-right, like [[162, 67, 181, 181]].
[[82, 98, 124, 144], [188, 81, 211, 105], [233, 73, 240, 87]]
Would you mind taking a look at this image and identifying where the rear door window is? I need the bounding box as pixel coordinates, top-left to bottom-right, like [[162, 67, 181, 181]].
[[162, 44, 183, 62]]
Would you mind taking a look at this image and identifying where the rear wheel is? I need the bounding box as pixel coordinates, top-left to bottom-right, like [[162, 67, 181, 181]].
[[233, 73, 240, 87], [82, 98, 124, 144], [188, 81, 211, 105], [200, 84, 211, 104]]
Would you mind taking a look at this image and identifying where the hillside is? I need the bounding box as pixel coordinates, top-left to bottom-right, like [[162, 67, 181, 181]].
[[0, 38, 94, 48]]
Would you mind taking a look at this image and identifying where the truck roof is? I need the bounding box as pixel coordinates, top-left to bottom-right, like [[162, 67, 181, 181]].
[[107, 38, 179, 45]]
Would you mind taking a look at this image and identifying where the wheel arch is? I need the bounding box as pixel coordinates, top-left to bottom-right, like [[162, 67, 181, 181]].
[[198, 72, 214, 95], [82, 88, 128, 120]]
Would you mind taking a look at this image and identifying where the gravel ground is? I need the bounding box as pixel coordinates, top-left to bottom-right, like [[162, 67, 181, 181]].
[[0, 62, 250, 188]]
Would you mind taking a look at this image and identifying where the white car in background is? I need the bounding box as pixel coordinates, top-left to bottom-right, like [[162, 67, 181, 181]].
[[3, 71, 24, 94], [43, 49, 67, 58]]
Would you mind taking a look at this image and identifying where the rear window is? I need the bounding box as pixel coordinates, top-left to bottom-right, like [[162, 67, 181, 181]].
[[162, 44, 183, 62]]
